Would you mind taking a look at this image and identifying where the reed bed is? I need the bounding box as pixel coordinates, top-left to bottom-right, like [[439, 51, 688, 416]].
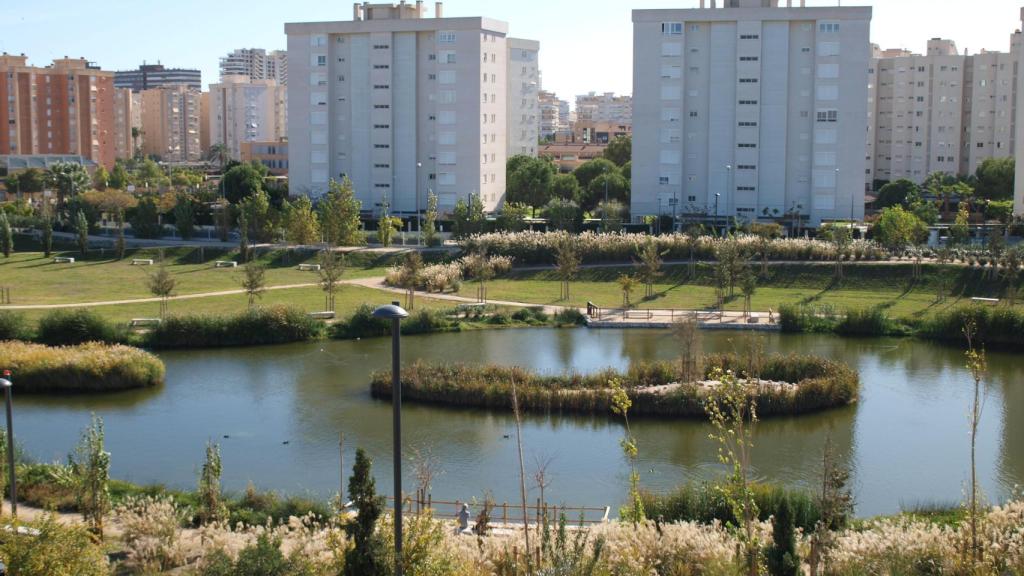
[[370, 353, 858, 418], [641, 482, 822, 532], [146, 305, 325, 349], [919, 304, 1024, 348], [461, 231, 888, 265], [0, 340, 164, 393]]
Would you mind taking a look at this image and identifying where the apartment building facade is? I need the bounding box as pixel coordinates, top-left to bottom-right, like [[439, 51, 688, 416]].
[[868, 35, 1019, 189], [140, 86, 202, 162], [208, 75, 287, 160], [115, 64, 202, 92], [539, 90, 564, 140], [0, 54, 119, 168], [575, 91, 633, 126], [632, 0, 872, 226], [220, 48, 289, 85], [286, 1, 537, 214], [506, 38, 540, 157], [113, 88, 140, 160], [1017, 8, 1024, 216]]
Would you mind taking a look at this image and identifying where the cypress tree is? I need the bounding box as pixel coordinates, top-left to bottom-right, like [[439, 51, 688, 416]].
[[344, 448, 386, 576], [75, 210, 89, 257], [767, 496, 799, 576], [0, 212, 12, 257]]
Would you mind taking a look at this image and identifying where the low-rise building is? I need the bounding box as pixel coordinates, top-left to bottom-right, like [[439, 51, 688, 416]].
[[240, 140, 289, 175], [538, 143, 606, 172]]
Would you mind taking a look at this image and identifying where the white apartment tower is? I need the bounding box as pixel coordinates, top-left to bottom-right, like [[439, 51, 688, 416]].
[[575, 92, 633, 126], [1018, 8, 1024, 215], [507, 38, 540, 157], [632, 0, 872, 227], [208, 75, 288, 160], [286, 2, 537, 214], [220, 48, 289, 85]]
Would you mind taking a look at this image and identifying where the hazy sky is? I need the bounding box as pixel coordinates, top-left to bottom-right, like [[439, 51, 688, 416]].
[[1, 0, 1020, 106]]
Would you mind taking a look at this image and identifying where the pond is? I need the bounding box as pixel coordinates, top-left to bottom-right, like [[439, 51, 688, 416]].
[[14, 328, 1022, 517]]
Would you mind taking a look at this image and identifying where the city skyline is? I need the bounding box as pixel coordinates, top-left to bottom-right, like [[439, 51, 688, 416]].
[[1, 0, 1021, 108]]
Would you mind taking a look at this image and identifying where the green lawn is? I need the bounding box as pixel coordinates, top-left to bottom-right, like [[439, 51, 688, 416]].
[[456, 263, 1022, 321], [0, 248, 396, 306]]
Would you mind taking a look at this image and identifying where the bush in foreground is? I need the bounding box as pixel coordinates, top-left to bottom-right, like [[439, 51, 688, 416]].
[[0, 340, 164, 393], [0, 310, 30, 341], [36, 308, 122, 345], [919, 304, 1024, 348], [331, 304, 461, 340], [0, 513, 109, 576], [641, 482, 821, 534], [146, 305, 325, 349]]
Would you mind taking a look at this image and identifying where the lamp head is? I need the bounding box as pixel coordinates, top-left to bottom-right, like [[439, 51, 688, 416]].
[[373, 302, 409, 320]]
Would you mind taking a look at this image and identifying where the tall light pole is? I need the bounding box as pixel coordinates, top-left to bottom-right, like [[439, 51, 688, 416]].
[[1, 370, 15, 517], [714, 193, 721, 237], [416, 162, 423, 246], [372, 302, 409, 576], [725, 164, 732, 234], [602, 165, 610, 232]]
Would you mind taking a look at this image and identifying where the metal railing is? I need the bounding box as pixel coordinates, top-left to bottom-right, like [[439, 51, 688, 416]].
[[383, 491, 611, 526]]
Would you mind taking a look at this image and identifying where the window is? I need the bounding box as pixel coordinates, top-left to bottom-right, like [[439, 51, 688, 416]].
[[817, 64, 839, 78], [818, 23, 840, 33], [438, 173, 456, 185], [437, 30, 456, 43], [739, 78, 759, 83], [662, 22, 683, 35], [817, 85, 839, 101], [373, 84, 390, 90], [374, 104, 390, 109], [689, 111, 699, 117], [313, 55, 327, 67], [661, 65, 681, 79], [739, 56, 759, 62], [373, 124, 390, 129], [439, 132, 456, 145], [816, 110, 838, 123], [374, 144, 390, 149], [739, 99, 758, 105], [439, 70, 456, 84], [373, 44, 390, 50], [374, 163, 390, 169], [438, 151, 456, 165], [373, 64, 390, 70], [311, 35, 327, 47], [737, 186, 756, 192], [738, 143, 757, 148], [659, 176, 670, 185], [661, 43, 682, 57], [737, 165, 756, 170], [439, 111, 455, 124], [818, 42, 839, 56], [439, 51, 455, 64], [738, 121, 757, 127], [659, 150, 679, 164], [740, 34, 760, 40], [438, 90, 456, 104], [662, 108, 681, 123], [661, 86, 681, 100]]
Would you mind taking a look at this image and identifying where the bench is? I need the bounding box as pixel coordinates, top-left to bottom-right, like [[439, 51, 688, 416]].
[[129, 318, 162, 327], [52, 256, 75, 264], [308, 311, 336, 320], [971, 297, 1000, 306], [131, 258, 154, 266], [298, 263, 322, 271], [214, 261, 238, 268]]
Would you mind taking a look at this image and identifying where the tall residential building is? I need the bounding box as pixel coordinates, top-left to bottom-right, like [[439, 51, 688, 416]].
[[1016, 8, 1024, 216], [506, 38, 540, 157], [139, 86, 202, 162], [114, 63, 202, 91], [575, 92, 633, 126], [113, 88, 141, 160], [539, 90, 563, 139], [199, 92, 211, 154], [632, 1, 872, 226], [220, 48, 289, 85], [208, 75, 288, 160], [0, 53, 119, 168], [286, 1, 539, 214], [868, 34, 1019, 189]]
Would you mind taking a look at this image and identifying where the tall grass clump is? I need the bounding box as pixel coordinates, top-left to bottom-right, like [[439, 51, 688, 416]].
[[36, 308, 122, 345], [370, 353, 858, 418], [331, 304, 461, 339], [0, 310, 30, 341], [835, 307, 905, 336], [0, 341, 164, 393], [146, 306, 324, 349], [919, 305, 1024, 349], [641, 482, 821, 533]]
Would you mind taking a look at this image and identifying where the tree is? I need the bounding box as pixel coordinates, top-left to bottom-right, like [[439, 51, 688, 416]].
[[91, 166, 110, 191], [635, 238, 663, 299], [135, 159, 169, 189], [11, 168, 46, 194], [543, 198, 583, 232], [239, 189, 274, 243], [766, 497, 799, 576], [197, 441, 227, 525], [376, 214, 401, 246], [147, 265, 176, 318], [821, 223, 852, 280], [344, 448, 387, 576], [595, 199, 628, 232], [573, 158, 617, 191], [75, 210, 89, 257], [45, 162, 90, 209], [621, 160, 632, 182], [422, 192, 440, 247], [974, 157, 1014, 201], [554, 234, 580, 301], [242, 261, 267, 308], [585, 172, 629, 212], [114, 208, 126, 260], [238, 213, 250, 263], [451, 195, 485, 239], [0, 211, 12, 258], [41, 207, 53, 257], [875, 178, 919, 209], [170, 168, 203, 189], [213, 199, 232, 242], [750, 223, 781, 276], [506, 155, 556, 215], [873, 206, 927, 251], [131, 197, 164, 239], [602, 135, 631, 166], [906, 188, 939, 225], [206, 143, 230, 169], [964, 322, 987, 567], [284, 195, 321, 245], [319, 249, 345, 312], [740, 266, 757, 319], [496, 201, 530, 232], [610, 378, 644, 526], [673, 317, 702, 383], [1001, 246, 1024, 306], [808, 437, 853, 576], [222, 163, 265, 204], [397, 251, 424, 309], [617, 274, 637, 308], [464, 250, 494, 303], [320, 178, 364, 246], [949, 203, 971, 246], [172, 194, 195, 239], [924, 171, 959, 215], [715, 238, 745, 297], [109, 162, 130, 190], [70, 415, 111, 539], [550, 173, 582, 203]]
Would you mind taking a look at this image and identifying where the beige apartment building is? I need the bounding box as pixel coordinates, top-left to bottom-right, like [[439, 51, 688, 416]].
[[140, 86, 203, 162], [868, 34, 1020, 189], [575, 92, 633, 128], [0, 53, 119, 168], [208, 75, 287, 160], [220, 48, 289, 85], [1018, 9, 1024, 215], [199, 92, 210, 153], [113, 88, 140, 160], [507, 38, 540, 157]]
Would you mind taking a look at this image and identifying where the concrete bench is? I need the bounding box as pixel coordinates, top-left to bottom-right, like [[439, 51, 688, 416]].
[[308, 311, 336, 320], [298, 263, 322, 271], [52, 256, 75, 264], [129, 318, 162, 327], [214, 261, 238, 268], [131, 258, 154, 266], [971, 297, 1000, 306]]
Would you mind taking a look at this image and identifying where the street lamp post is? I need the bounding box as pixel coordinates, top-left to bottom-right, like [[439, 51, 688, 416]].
[[714, 193, 721, 237], [0, 370, 15, 517], [372, 302, 409, 576], [416, 162, 423, 246], [602, 165, 610, 231]]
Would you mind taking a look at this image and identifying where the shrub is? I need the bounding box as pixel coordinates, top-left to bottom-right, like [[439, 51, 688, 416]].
[[229, 484, 332, 527], [0, 341, 164, 392], [147, 306, 325, 349], [0, 513, 109, 576], [486, 312, 512, 325], [332, 305, 459, 339], [36, 308, 121, 345], [835, 307, 898, 336], [641, 482, 820, 534], [553, 308, 587, 326], [115, 495, 188, 573], [919, 304, 1024, 349], [0, 310, 30, 341], [512, 306, 549, 324]]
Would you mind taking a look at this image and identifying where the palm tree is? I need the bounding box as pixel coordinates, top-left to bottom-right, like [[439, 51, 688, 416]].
[[206, 144, 230, 170], [44, 162, 90, 212]]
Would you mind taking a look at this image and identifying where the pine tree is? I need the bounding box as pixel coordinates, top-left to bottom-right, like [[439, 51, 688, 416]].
[[345, 448, 386, 576], [0, 211, 12, 258], [114, 208, 126, 260], [75, 210, 89, 257], [41, 212, 53, 257], [767, 496, 799, 576]]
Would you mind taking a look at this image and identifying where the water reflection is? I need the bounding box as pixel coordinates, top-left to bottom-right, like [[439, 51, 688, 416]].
[[14, 328, 1018, 517]]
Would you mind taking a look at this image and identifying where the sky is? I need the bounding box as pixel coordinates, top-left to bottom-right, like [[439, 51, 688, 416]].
[[1, 0, 1021, 107]]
